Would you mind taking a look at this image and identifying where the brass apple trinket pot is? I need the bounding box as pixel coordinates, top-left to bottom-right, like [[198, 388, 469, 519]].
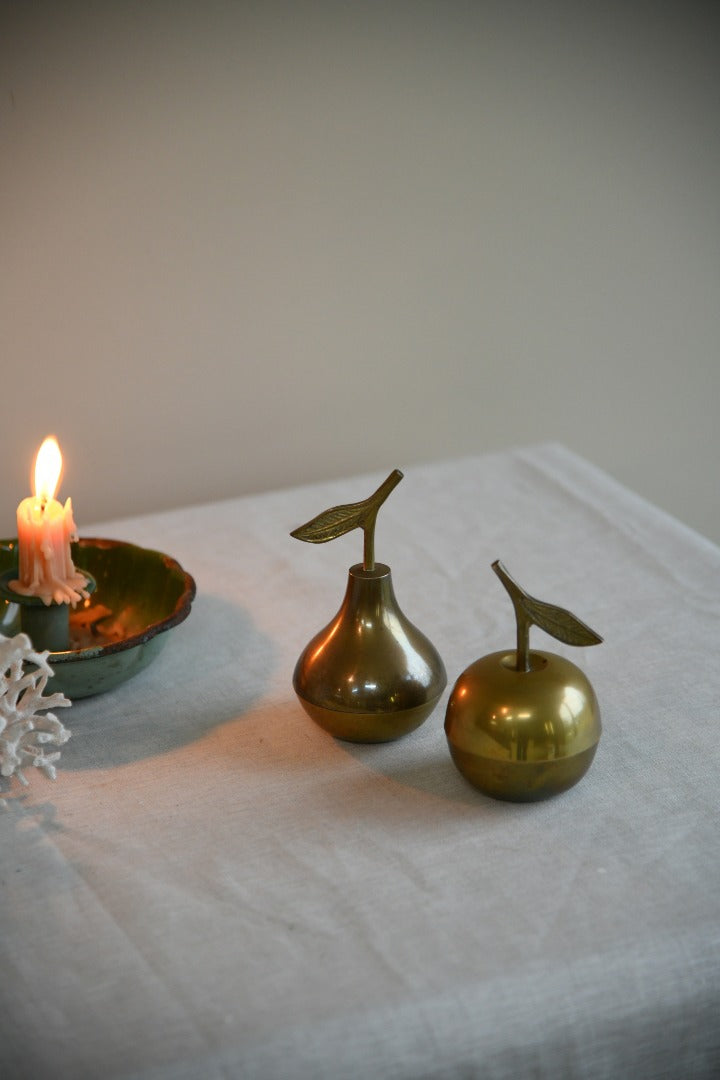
[[445, 560, 602, 801], [291, 469, 446, 743]]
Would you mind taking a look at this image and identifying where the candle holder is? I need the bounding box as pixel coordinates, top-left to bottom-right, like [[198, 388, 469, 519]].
[[0, 567, 97, 652], [0, 537, 195, 699], [291, 470, 446, 742]]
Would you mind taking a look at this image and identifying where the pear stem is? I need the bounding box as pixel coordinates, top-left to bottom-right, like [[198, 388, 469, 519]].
[[492, 559, 531, 673], [361, 469, 403, 571], [363, 525, 375, 572]]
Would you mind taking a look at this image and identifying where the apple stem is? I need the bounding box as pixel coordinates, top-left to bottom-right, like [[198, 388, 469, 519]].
[[515, 610, 531, 673], [492, 560, 531, 673]]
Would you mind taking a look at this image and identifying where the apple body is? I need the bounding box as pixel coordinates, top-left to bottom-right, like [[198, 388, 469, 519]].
[[445, 649, 601, 801]]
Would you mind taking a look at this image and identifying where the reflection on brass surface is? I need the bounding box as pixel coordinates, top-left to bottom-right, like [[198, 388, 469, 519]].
[[445, 562, 602, 801], [293, 563, 446, 743], [447, 742, 599, 803]]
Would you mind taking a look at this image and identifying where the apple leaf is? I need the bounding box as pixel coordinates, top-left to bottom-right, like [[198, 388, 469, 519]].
[[520, 595, 603, 647], [491, 559, 602, 670]]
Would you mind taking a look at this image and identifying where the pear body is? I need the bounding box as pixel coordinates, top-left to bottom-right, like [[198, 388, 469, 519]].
[[294, 563, 446, 743]]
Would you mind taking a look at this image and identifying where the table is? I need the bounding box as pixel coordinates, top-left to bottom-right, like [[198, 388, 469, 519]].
[[1, 444, 719, 1079]]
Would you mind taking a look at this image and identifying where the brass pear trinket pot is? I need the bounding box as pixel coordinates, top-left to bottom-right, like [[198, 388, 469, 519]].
[[445, 561, 602, 801], [291, 470, 446, 743]]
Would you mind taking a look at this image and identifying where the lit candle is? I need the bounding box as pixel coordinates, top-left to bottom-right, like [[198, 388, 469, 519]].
[[9, 436, 89, 606]]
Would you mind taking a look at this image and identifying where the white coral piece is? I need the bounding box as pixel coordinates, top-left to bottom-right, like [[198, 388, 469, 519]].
[[0, 631, 71, 802]]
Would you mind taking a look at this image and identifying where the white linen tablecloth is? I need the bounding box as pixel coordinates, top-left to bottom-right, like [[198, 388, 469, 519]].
[[1, 444, 719, 1079]]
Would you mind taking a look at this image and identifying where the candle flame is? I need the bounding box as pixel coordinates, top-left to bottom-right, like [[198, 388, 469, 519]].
[[34, 436, 63, 503]]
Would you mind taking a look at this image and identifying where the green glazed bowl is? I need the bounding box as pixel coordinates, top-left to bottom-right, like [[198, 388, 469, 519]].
[[0, 537, 196, 699]]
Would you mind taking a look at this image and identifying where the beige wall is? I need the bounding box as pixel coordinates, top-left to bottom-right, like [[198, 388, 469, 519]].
[[2, 2, 719, 542]]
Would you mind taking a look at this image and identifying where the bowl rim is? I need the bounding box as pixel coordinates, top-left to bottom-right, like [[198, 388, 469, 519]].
[[0, 536, 196, 663]]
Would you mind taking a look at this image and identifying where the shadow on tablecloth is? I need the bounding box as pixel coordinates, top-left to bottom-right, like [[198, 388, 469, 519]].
[[59, 591, 278, 769]]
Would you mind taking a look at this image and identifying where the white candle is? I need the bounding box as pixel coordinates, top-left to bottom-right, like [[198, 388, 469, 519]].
[[9, 436, 89, 606]]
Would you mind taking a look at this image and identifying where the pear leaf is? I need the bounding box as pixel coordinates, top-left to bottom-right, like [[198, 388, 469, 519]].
[[290, 500, 369, 545], [290, 469, 404, 566], [520, 594, 603, 647]]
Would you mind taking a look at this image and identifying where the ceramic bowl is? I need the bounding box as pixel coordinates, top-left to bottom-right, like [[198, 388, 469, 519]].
[[0, 537, 195, 698]]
